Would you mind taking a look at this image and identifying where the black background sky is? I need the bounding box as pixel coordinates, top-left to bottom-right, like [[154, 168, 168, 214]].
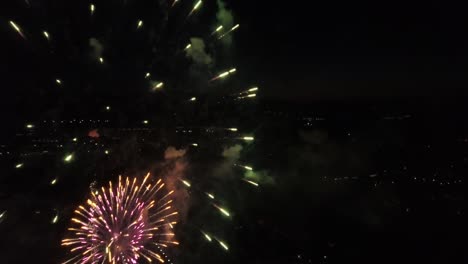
[[231, 0, 468, 99]]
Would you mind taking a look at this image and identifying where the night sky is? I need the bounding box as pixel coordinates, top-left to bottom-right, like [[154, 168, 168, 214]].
[[232, 0, 468, 99], [0, 1, 467, 264]]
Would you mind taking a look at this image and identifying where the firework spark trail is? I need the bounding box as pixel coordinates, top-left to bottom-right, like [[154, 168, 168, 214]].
[[237, 93, 257, 100], [43, 31, 50, 41], [243, 179, 259, 187], [218, 24, 239, 40], [234, 87, 259, 96], [210, 68, 236, 81], [9, 21, 26, 39], [171, 0, 179, 8], [187, 0, 203, 18], [213, 204, 230, 217], [235, 164, 253, 171], [211, 25, 223, 36], [62, 174, 178, 263]]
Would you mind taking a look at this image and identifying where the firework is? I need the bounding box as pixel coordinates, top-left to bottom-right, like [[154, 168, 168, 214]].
[[52, 212, 59, 224], [211, 25, 223, 36], [43, 31, 50, 41], [0, 211, 6, 224], [217, 239, 229, 251], [218, 24, 240, 40], [213, 204, 230, 217], [153, 82, 164, 90], [202, 231, 213, 242], [188, 0, 203, 17], [90, 4, 95, 15], [9, 20, 25, 39], [237, 164, 253, 171], [62, 174, 178, 263], [210, 68, 236, 81], [64, 154, 73, 163], [137, 20, 144, 29], [237, 94, 257, 100], [243, 179, 259, 187], [181, 180, 191, 188]]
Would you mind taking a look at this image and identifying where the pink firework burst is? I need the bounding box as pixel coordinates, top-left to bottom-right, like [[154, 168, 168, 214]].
[[62, 173, 179, 264]]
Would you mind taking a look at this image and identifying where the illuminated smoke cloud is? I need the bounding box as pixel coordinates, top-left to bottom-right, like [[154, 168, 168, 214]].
[[88, 129, 100, 138], [164, 147, 187, 160], [162, 147, 190, 220], [211, 144, 243, 180], [89, 38, 104, 59], [185, 38, 213, 66]]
